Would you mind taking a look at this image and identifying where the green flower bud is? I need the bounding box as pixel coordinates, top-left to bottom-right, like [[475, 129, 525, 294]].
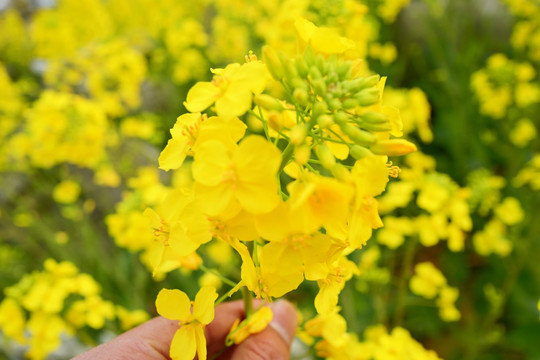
[[359, 122, 393, 132], [316, 143, 336, 169], [341, 124, 377, 145], [254, 94, 285, 111], [342, 98, 359, 109], [350, 145, 375, 159], [262, 46, 284, 81], [336, 62, 352, 80], [290, 124, 308, 145], [293, 88, 309, 106], [333, 111, 349, 125], [356, 88, 380, 106], [295, 57, 309, 77], [312, 78, 327, 96], [282, 57, 298, 79], [361, 111, 389, 124], [317, 114, 334, 128], [294, 144, 311, 165], [290, 77, 309, 91], [311, 101, 328, 120], [331, 163, 353, 183], [309, 66, 322, 80], [327, 98, 342, 111]]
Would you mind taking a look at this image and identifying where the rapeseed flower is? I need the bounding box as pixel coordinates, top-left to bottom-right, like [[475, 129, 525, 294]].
[[155, 287, 218, 360], [193, 135, 281, 216]]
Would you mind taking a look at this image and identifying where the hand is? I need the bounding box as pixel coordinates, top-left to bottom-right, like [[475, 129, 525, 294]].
[[73, 300, 297, 360]]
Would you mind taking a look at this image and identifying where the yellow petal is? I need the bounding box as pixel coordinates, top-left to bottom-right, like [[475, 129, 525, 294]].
[[215, 85, 253, 118], [294, 18, 317, 44], [193, 140, 230, 187], [194, 182, 236, 217], [194, 324, 207, 360], [311, 27, 355, 55], [193, 286, 218, 325], [170, 325, 197, 360], [235, 136, 281, 181], [184, 82, 218, 113], [155, 289, 191, 321], [159, 137, 188, 171]]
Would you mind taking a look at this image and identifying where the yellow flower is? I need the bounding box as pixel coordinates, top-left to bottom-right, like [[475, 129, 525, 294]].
[[510, 118, 537, 147], [227, 306, 273, 344], [294, 18, 355, 55], [436, 286, 461, 322], [184, 61, 268, 119], [494, 197, 524, 226], [116, 306, 149, 331], [155, 287, 218, 360], [193, 135, 281, 216], [159, 114, 246, 171], [287, 173, 353, 235], [409, 262, 447, 299], [233, 239, 304, 301], [0, 298, 26, 344], [144, 189, 211, 276], [53, 180, 81, 204], [314, 256, 359, 314]]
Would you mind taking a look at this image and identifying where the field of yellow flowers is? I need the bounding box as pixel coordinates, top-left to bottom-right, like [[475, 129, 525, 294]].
[[1, 0, 539, 359]]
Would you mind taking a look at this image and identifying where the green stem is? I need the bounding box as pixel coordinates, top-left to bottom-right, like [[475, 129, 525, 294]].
[[278, 142, 294, 173], [242, 286, 253, 316], [199, 263, 237, 287], [393, 236, 417, 326]]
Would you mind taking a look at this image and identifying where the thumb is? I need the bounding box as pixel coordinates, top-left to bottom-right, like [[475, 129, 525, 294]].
[[231, 300, 297, 360]]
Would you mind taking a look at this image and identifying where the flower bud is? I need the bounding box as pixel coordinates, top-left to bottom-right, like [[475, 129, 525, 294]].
[[342, 98, 359, 109], [316, 143, 336, 169], [336, 62, 352, 80], [282, 57, 298, 79], [295, 57, 309, 77], [309, 66, 322, 79], [369, 139, 417, 156], [331, 163, 353, 183], [333, 111, 349, 125], [290, 124, 308, 145], [254, 94, 284, 111], [361, 111, 389, 124], [311, 101, 328, 120], [359, 121, 393, 132], [350, 145, 374, 159], [262, 46, 284, 80], [359, 74, 380, 89], [293, 88, 309, 106], [317, 114, 333, 128], [356, 88, 380, 106], [327, 98, 342, 111], [294, 144, 311, 164], [341, 124, 377, 145], [290, 77, 309, 91], [312, 78, 327, 96]]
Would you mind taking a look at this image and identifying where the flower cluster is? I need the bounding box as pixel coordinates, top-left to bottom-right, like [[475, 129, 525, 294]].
[[0, 259, 148, 360], [148, 18, 417, 358]]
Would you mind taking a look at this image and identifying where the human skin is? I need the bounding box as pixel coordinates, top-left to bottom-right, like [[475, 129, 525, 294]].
[[73, 300, 297, 360]]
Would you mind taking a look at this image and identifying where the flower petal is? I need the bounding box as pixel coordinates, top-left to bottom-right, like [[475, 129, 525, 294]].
[[155, 289, 191, 321], [193, 286, 217, 325], [170, 325, 197, 360], [184, 82, 218, 113]]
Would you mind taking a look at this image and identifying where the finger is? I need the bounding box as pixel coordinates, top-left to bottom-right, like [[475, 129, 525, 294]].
[[230, 300, 297, 360], [73, 316, 178, 360]]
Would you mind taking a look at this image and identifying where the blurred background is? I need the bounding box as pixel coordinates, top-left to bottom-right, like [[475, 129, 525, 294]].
[[0, 0, 539, 359]]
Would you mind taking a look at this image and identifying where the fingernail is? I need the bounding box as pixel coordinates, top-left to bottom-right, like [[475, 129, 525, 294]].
[[269, 300, 297, 344]]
